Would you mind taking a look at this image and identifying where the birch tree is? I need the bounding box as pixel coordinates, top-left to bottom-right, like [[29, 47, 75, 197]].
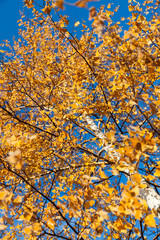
[[0, 0, 160, 239]]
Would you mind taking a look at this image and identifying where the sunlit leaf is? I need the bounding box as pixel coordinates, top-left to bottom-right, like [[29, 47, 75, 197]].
[[144, 214, 156, 228]]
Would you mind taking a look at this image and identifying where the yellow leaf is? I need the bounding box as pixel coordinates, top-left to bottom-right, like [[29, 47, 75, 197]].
[[89, 200, 95, 206], [140, 183, 147, 188], [99, 169, 106, 178], [118, 204, 125, 213], [144, 175, 155, 181], [116, 218, 126, 232], [108, 205, 118, 213], [113, 233, 120, 239], [13, 196, 23, 206], [132, 173, 142, 185], [15, 160, 23, 170], [23, 212, 33, 221], [24, 226, 32, 235], [74, 21, 80, 27], [112, 169, 119, 176], [131, 185, 139, 196], [129, 100, 137, 106], [0, 190, 7, 200], [117, 163, 128, 171], [47, 218, 55, 229], [144, 214, 156, 228], [145, 132, 153, 141], [124, 31, 131, 40], [134, 209, 142, 220], [106, 130, 116, 143], [125, 221, 132, 229], [33, 223, 42, 233], [128, 5, 134, 11], [154, 169, 160, 177], [107, 188, 114, 195]]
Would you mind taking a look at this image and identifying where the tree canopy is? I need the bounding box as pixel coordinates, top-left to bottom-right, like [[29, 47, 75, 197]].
[[0, 0, 160, 239]]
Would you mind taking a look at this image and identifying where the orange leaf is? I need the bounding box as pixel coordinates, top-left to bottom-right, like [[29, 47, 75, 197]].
[[47, 218, 55, 230], [24, 0, 34, 8], [96, 226, 103, 234], [89, 7, 97, 20], [56, 0, 64, 9], [42, 5, 52, 14], [75, 0, 87, 8]]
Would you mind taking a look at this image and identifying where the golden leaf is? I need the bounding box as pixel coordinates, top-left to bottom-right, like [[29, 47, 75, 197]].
[[24, 226, 32, 235], [47, 218, 55, 230], [33, 222, 42, 233], [23, 212, 33, 222], [0, 190, 7, 200], [134, 209, 142, 220], [13, 196, 23, 206], [144, 175, 155, 181], [129, 100, 137, 106], [131, 185, 139, 196], [0, 0, 159, 238], [99, 169, 106, 178], [128, 5, 135, 11], [144, 214, 156, 228], [154, 169, 160, 177], [132, 173, 142, 185], [107, 188, 114, 195]]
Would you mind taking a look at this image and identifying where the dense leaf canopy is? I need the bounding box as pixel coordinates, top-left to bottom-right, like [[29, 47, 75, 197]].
[[0, 0, 160, 239]]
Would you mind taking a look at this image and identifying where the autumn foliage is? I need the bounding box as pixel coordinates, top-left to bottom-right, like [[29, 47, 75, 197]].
[[0, 0, 160, 239]]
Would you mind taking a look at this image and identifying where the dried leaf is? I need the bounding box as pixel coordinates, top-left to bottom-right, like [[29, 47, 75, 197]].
[[89, 7, 97, 20], [42, 5, 52, 14]]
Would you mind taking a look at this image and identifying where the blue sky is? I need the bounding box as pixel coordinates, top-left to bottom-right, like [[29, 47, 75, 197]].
[[0, 0, 23, 43], [0, 0, 130, 44]]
